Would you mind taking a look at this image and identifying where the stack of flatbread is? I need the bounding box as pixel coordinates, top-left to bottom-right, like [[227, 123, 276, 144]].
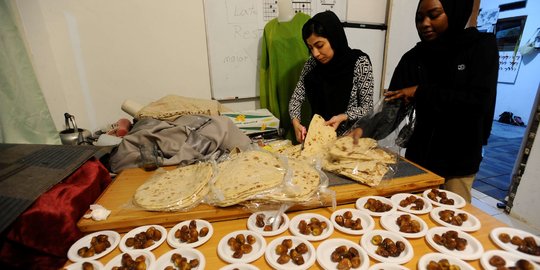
[[276, 144, 302, 159], [256, 158, 321, 202], [136, 95, 227, 121], [133, 162, 213, 211], [324, 136, 396, 187], [301, 114, 337, 158], [210, 150, 286, 207]]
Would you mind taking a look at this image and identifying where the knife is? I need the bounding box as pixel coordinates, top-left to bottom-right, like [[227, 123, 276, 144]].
[[300, 126, 307, 150]]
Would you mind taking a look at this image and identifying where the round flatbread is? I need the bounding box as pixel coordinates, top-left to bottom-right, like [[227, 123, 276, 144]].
[[133, 162, 213, 211], [211, 150, 285, 207], [329, 136, 395, 164], [259, 158, 320, 202], [301, 114, 337, 158], [276, 144, 302, 159]]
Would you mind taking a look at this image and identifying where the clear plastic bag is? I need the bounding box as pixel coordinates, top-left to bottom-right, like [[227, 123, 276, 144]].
[[204, 148, 288, 207], [323, 98, 415, 186]]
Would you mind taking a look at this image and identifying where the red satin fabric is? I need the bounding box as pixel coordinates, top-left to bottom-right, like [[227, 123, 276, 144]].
[[0, 158, 112, 269]]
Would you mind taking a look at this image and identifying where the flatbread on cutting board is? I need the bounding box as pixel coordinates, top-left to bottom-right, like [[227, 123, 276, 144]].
[[133, 162, 213, 211], [258, 158, 320, 202], [329, 137, 395, 164], [276, 144, 302, 159], [324, 136, 395, 186], [211, 150, 285, 207], [301, 114, 337, 158]]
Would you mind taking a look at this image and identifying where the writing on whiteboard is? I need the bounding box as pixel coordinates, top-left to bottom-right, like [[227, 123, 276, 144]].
[[233, 25, 260, 40], [223, 54, 249, 64], [226, 0, 258, 24]]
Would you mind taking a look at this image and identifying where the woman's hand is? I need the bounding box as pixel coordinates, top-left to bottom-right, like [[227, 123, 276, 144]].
[[292, 118, 307, 143], [325, 114, 348, 129], [348, 128, 363, 145], [384, 85, 418, 103]]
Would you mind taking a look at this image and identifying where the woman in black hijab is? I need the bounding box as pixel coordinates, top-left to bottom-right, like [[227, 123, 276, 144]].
[[352, 0, 498, 202], [288, 10, 374, 142]]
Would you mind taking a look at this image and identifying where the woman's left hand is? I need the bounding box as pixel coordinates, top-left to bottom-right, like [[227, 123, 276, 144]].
[[325, 114, 348, 129], [384, 86, 417, 103]]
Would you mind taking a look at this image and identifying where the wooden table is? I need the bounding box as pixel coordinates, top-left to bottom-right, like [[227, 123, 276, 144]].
[[78, 159, 444, 233], [71, 201, 508, 269]]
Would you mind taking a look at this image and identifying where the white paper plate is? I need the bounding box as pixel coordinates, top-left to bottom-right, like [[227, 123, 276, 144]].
[[355, 196, 397, 216], [247, 211, 290, 237], [425, 227, 484, 260], [330, 208, 375, 235], [480, 249, 540, 270], [104, 249, 155, 270], [429, 206, 481, 232], [167, 219, 214, 248], [64, 260, 104, 270], [289, 213, 334, 241], [380, 211, 428, 238], [264, 235, 316, 270], [490, 227, 540, 262], [422, 189, 466, 208], [217, 230, 266, 264], [219, 263, 260, 270], [390, 193, 433, 215], [67, 230, 121, 262], [368, 262, 410, 270], [360, 230, 414, 264], [417, 253, 474, 270], [316, 238, 369, 270], [119, 224, 167, 252], [155, 247, 205, 270]]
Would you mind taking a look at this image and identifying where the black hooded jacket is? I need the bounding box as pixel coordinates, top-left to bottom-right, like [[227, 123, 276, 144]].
[[361, 0, 498, 177]]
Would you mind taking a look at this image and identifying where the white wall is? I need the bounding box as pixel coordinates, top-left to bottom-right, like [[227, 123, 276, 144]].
[[510, 84, 540, 231], [14, 0, 212, 131], [480, 0, 540, 124], [14, 0, 393, 132], [14, 0, 538, 133], [384, 0, 419, 90]]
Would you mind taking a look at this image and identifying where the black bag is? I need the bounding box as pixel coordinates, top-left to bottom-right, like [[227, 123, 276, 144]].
[[498, 111, 514, 124], [395, 106, 416, 148]]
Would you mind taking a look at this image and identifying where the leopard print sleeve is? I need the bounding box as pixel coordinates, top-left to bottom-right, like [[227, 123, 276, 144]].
[[289, 57, 317, 121]]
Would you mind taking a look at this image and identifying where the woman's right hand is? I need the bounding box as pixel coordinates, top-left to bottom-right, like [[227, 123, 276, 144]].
[[292, 118, 307, 143], [384, 85, 417, 103]]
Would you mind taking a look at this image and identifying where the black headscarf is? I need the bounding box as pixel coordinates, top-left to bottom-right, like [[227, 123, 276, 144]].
[[416, 0, 474, 44], [415, 0, 474, 84], [302, 11, 369, 122]]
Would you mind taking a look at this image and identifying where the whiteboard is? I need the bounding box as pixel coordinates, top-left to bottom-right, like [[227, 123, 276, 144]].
[[345, 27, 386, 100], [346, 0, 387, 24], [203, 0, 348, 100], [204, 0, 263, 100]]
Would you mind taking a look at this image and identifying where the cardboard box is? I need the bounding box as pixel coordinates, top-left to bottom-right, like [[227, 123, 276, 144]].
[[221, 109, 279, 135]]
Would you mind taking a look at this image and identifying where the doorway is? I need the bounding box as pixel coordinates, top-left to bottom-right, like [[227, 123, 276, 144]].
[[472, 120, 526, 202]]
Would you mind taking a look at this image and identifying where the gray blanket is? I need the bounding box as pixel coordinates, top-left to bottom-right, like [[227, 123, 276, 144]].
[[110, 115, 251, 172]]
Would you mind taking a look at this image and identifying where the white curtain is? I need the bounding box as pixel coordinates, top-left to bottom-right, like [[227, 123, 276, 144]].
[[0, 0, 60, 144]]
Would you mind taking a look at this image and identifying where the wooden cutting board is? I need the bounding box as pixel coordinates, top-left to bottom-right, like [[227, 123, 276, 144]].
[[77, 159, 443, 233]]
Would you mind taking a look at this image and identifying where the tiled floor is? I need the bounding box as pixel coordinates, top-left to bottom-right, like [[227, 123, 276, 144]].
[[470, 121, 540, 235], [472, 121, 526, 201], [471, 189, 540, 236]]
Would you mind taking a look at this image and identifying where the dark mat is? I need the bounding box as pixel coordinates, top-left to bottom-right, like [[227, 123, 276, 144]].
[[0, 144, 98, 233], [328, 157, 426, 187]]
